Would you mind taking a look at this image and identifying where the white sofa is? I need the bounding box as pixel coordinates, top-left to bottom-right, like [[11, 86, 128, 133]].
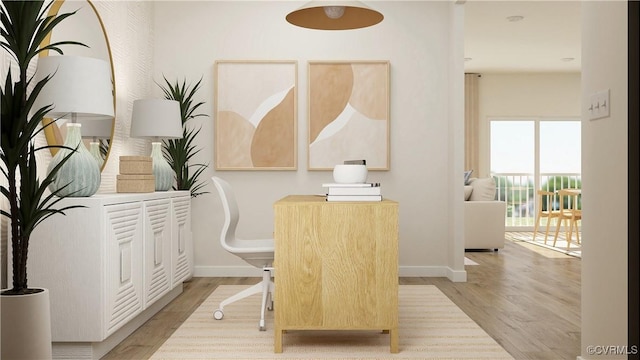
[[464, 177, 506, 250]]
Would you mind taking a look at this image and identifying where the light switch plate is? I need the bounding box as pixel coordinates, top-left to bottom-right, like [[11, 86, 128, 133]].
[[588, 89, 610, 121]]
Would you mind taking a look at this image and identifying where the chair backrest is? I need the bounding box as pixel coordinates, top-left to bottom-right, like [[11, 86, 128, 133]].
[[212, 176, 241, 252], [537, 190, 557, 215], [558, 189, 581, 216]]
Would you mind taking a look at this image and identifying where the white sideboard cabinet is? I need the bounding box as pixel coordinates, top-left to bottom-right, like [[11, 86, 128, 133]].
[[27, 191, 193, 359]]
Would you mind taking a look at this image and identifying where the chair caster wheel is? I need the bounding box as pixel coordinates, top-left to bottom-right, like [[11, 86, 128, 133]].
[[259, 319, 266, 331], [213, 309, 224, 320], [267, 301, 274, 311]]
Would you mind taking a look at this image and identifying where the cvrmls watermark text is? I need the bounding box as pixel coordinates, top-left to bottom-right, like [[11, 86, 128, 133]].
[[586, 345, 638, 356]]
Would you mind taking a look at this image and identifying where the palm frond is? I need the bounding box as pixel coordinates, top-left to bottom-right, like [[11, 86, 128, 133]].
[[1, 0, 88, 293], [157, 76, 209, 198]]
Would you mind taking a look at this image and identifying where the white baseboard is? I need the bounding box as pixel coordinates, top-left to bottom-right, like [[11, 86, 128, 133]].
[[194, 266, 270, 277], [194, 265, 467, 282], [446, 267, 468, 282], [400, 266, 467, 282]]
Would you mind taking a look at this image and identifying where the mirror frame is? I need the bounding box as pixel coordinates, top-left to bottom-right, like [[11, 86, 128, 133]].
[[39, 0, 116, 171]]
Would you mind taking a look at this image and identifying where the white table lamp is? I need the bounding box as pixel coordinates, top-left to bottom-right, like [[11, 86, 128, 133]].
[[130, 99, 182, 191], [33, 56, 114, 197]]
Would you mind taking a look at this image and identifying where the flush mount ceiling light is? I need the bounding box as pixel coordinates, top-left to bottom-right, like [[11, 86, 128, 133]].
[[323, 6, 345, 19], [286, 1, 383, 30], [506, 15, 524, 22]]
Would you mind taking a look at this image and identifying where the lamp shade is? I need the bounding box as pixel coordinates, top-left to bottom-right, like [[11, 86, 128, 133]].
[[33, 56, 114, 119], [286, 0, 383, 30], [77, 118, 113, 138], [130, 99, 182, 191], [130, 99, 182, 139]]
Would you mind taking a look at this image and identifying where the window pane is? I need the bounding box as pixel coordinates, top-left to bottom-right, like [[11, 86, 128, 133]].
[[540, 121, 581, 173], [490, 121, 534, 173]]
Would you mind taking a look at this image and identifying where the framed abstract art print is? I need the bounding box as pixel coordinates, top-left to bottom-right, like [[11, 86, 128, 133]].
[[307, 60, 390, 170], [214, 60, 297, 170]]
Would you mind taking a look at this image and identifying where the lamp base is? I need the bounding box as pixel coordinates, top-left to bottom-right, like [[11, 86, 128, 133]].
[[48, 123, 101, 197], [89, 142, 105, 168], [151, 142, 174, 191]]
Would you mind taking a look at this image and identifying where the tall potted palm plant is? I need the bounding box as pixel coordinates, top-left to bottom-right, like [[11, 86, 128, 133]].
[[157, 76, 209, 197], [1, 1, 85, 358]]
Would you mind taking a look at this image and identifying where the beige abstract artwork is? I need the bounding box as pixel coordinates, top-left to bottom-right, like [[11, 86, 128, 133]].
[[214, 61, 297, 170], [308, 61, 390, 170]]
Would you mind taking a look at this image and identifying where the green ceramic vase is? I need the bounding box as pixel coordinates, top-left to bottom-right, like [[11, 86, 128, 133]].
[[151, 142, 174, 191], [89, 141, 105, 168], [47, 123, 101, 197]]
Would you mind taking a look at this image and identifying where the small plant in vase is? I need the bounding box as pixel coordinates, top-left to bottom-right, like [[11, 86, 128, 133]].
[[157, 76, 209, 197], [1, 1, 85, 358]]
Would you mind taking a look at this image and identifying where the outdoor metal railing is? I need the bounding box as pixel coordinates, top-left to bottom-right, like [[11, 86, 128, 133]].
[[492, 172, 581, 229]]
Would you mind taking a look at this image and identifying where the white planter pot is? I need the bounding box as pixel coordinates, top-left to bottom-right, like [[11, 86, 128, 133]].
[[1, 288, 52, 359]]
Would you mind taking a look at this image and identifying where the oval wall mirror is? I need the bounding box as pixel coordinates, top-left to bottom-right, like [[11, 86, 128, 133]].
[[40, 0, 116, 171]]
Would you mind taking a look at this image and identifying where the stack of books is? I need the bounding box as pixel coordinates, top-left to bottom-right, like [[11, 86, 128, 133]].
[[322, 183, 382, 202]]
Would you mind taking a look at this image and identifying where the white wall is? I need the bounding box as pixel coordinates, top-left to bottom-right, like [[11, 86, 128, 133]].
[[580, 2, 628, 359], [476, 73, 581, 177], [150, 1, 466, 279]]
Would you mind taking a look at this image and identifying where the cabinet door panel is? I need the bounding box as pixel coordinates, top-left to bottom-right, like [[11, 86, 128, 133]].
[[105, 203, 144, 337], [171, 196, 192, 286], [143, 199, 173, 308]]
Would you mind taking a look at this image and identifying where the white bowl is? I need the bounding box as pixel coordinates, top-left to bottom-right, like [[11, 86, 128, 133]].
[[333, 164, 368, 184]]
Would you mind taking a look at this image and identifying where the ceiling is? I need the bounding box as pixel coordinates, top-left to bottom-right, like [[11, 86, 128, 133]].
[[463, 1, 581, 73]]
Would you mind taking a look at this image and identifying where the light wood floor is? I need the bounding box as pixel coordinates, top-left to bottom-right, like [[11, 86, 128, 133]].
[[102, 236, 581, 360]]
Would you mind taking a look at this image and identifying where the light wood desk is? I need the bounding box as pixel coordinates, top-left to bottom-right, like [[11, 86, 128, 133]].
[[273, 195, 399, 353]]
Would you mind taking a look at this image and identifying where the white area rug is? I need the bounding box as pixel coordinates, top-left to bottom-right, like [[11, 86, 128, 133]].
[[150, 285, 514, 359], [464, 257, 479, 266], [507, 231, 581, 258]]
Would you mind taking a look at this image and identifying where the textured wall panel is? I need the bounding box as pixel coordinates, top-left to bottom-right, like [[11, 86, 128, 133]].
[[94, 1, 155, 192]]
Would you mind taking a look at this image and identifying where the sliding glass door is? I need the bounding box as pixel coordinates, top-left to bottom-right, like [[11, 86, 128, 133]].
[[490, 118, 581, 228]]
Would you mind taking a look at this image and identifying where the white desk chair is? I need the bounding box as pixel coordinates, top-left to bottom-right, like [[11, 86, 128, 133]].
[[211, 176, 275, 331]]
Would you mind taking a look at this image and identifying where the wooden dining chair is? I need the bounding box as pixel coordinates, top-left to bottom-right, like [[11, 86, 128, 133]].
[[553, 189, 582, 250], [533, 190, 561, 244]]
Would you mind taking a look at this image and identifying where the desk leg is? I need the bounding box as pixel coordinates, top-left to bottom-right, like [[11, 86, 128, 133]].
[[274, 327, 283, 353], [390, 328, 399, 353]]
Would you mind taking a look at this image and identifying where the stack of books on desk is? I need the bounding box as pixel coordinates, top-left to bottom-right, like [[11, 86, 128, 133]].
[[322, 183, 382, 202]]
